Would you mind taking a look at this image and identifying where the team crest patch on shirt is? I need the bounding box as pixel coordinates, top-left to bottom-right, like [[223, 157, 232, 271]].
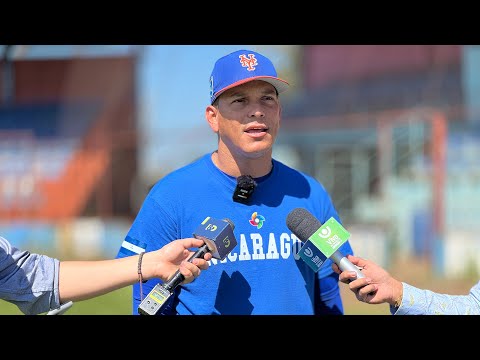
[[249, 211, 265, 229], [119, 236, 147, 256]]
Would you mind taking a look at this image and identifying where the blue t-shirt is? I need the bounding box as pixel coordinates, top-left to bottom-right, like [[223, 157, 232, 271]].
[[116, 153, 354, 315]]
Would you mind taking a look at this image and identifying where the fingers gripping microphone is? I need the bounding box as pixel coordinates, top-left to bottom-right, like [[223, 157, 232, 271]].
[[286, 208, 364, 279], [138, 217, 237, 315]]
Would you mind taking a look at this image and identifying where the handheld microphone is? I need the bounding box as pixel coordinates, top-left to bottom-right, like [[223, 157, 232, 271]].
[[286, 207, 364, 279], [138, 217, 237, 315], [232, 175, 257, 204]]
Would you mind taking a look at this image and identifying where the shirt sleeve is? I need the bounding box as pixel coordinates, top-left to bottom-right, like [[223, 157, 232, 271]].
[[391, 281, 480, 315], [314, 265, 344, 315], [0, 236, 61, 314]]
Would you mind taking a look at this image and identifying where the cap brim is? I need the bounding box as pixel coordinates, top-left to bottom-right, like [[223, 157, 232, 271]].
[[212, 76, 289, 104]]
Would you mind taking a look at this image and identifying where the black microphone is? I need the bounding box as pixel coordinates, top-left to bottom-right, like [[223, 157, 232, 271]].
[[286, 207, 364, 279], [232, 175, 257, 204], [138, 217, 237, 315]]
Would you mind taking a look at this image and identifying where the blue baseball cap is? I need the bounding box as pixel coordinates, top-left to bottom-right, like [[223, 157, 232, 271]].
[[209, 49, 289, 104]]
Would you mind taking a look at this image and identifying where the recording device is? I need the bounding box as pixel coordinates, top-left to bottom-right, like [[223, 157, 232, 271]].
[[286, 207, 364, 279], [232, 175, 257, 204], [138, 217, 237, 315]]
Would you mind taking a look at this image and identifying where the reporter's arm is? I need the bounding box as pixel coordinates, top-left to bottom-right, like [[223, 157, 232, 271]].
[[58, 237, 211, 303], [394, 281, 480, 315]]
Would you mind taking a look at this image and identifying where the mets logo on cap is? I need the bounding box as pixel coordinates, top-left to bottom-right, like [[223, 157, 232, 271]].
[[238, 53, 258, 71]]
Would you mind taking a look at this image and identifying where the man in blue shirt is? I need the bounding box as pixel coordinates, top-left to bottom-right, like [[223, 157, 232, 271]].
[[333, 254, 480, 315], [116, 49, 355, 315]]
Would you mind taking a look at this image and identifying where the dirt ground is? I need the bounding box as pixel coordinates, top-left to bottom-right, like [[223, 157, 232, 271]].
[[340, 255, 477, 315]]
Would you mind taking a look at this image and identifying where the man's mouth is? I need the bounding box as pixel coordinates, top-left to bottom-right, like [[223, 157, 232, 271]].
[[245, 126, 268, 134]]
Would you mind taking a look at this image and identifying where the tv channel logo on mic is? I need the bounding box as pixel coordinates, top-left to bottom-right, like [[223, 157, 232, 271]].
[[193, 216, 237, 260], [297, 217, 351, 272]]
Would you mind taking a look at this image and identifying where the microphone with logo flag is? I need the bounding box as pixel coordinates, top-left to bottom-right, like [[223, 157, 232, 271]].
[[138, 216, 237, 315], [286, 207, 364, 278]]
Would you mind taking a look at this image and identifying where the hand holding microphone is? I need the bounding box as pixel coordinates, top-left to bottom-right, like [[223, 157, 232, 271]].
[[286, 207, 365, 279], [138, 216, 237, 315], [332, 254, 404, 306]]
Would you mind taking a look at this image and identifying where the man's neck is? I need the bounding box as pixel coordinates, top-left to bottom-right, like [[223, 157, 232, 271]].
[[211, 150, 272, 178]]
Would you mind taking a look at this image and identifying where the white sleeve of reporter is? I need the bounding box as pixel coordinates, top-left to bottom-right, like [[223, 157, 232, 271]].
[[0, 237, 61, 314], [392, 281, 480, 315]]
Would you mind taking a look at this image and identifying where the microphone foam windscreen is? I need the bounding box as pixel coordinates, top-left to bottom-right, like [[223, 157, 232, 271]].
[[286, 208, 322, 241], [237, 175, 257, 190]]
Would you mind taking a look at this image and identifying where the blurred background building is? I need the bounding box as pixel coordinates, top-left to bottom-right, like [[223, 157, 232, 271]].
[[1, 45, 479, 280]]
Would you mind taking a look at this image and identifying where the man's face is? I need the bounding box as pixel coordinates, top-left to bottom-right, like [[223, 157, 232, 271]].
[[209, 80, 281, 159]]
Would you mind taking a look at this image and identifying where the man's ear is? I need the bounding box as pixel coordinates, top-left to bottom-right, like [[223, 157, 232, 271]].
[[205, 105, 219, 132]]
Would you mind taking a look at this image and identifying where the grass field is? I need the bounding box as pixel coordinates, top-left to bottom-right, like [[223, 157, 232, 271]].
[[1, 256, 475, 315], [0, 287, 132, 315]]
